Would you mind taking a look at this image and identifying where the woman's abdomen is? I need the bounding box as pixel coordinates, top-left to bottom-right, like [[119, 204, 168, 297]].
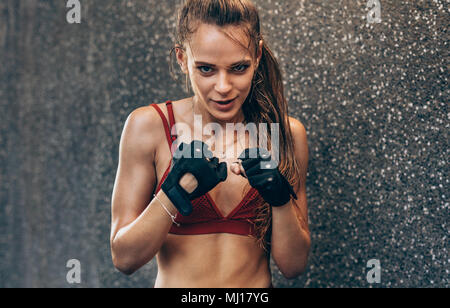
[[155, 233, 271, 288]]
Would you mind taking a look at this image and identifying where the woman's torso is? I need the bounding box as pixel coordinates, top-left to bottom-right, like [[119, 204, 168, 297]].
[[151, 98, 271, 288]]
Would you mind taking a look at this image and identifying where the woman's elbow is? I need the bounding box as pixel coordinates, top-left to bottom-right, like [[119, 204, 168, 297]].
[[277, 242, 311, 279], [278, 254, 310, 279], [110, 239, 139, 276], [279, 263, 308, 280], [112, 253, 138, 276]]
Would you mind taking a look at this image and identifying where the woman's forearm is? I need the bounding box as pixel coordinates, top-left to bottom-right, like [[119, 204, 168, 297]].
[[270, 201, 311, 279], [111, 190, 178, 275]]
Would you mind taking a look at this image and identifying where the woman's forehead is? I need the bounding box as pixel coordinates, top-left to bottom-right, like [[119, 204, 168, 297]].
[[187, 23, 253, 64]]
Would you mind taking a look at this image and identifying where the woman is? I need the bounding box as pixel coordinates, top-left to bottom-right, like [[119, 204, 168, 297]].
[[110, 0, 310, 288]]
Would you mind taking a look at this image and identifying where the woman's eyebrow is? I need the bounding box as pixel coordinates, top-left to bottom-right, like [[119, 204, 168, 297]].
[[194, 59, 252, 67]]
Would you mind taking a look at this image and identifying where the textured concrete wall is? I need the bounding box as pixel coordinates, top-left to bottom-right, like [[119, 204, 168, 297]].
[[0, 0, 448, 288]]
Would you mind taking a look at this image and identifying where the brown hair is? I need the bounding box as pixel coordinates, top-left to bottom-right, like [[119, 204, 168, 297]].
[[169, 0, 303, 250]]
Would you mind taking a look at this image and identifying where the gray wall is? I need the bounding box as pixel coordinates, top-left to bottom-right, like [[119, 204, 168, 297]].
[[0, 0, 448, 288]]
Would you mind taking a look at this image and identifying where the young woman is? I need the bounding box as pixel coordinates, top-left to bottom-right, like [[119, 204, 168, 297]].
[[110, 0, 310, 288]]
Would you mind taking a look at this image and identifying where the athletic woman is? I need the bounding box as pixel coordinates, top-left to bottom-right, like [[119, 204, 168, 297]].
[[110, 0, 310, 288]]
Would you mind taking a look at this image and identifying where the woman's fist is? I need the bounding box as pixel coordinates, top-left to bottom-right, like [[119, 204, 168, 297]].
[[237, 148, 297, 207]]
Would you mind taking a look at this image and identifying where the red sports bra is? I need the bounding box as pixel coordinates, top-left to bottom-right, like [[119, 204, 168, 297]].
[[151, 101, 264, 236]]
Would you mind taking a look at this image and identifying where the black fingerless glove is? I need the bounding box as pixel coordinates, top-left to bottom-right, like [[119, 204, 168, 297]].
[[161, 140, 227, 216], [238, 148, 297, 207]]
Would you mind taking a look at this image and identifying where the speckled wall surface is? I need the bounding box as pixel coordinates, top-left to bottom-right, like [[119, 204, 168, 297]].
[[0, 0, 448, 288]]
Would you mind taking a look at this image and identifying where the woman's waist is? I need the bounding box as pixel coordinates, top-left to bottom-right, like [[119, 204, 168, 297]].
[[155, 263, 271, 288], [156, 233, 271, 287]]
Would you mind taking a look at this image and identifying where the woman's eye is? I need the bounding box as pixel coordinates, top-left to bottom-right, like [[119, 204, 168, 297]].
[[233, 64, 249, 72], [198, 65, 249, 74], [198, 66, 213, 74]]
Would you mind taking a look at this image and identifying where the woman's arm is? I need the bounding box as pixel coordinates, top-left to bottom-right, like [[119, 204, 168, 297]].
[[270, 117, 311, 279], [110, 107, 178, 275]]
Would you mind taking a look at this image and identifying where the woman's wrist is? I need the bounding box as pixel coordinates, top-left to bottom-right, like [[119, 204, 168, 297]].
[[156, 190, 179, 216], [270, 200, 292, 212]]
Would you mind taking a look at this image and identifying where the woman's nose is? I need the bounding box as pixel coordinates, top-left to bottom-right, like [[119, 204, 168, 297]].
[[214, 72, 232, 94]]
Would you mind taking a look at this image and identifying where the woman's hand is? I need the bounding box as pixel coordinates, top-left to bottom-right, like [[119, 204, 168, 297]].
[[161, 140, 227, 216], [233, 148, 297, 207]]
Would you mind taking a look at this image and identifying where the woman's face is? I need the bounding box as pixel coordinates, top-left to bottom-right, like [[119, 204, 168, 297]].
[[177, 23, 262, 122]]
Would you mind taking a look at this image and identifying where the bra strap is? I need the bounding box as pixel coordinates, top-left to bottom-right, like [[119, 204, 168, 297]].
[[150, 101, 176, 152]]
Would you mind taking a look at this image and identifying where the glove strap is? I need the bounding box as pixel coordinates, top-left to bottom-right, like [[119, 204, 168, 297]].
[[164, 183, 194, 217]]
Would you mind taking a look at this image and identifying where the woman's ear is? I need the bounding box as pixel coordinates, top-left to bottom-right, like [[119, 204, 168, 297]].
[[256, 40, 263, 68], [175, 45, 188, 74]]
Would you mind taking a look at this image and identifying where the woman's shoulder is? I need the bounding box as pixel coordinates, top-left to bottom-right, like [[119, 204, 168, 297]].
[[288, 116, 307, 138], [287, 116, 308, 167], [120, 104, 169, 155], [125, 104, 163, 133], [125, 98, 190, 136]]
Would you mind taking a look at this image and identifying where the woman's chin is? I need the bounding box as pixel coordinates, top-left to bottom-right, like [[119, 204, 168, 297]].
[[210, 109, 243, 123], [211, 98, 237, 112], [208, 100, 244, 122]]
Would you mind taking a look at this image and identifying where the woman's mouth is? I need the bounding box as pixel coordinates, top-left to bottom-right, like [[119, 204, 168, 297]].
[[212, 97, 237, 111]]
